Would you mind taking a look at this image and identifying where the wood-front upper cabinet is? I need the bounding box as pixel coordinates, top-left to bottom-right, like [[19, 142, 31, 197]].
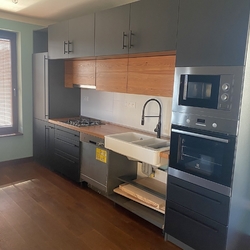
[[96, 58, 128, 93], [48, 14, 95, 59], [127, 55, 176, 96], [129, 0, 179, 54], [95, 0, 179, 57]]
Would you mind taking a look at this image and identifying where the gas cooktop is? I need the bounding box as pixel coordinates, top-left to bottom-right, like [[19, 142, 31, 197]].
[[62, 116, 105, 127]]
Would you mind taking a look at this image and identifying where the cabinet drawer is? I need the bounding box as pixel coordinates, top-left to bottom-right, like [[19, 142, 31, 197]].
[[54, 151, 80, 182], [165, 201, 227, 250], [167, 175, 230, 225], [55, 138, 79, 159], [55, 125, 80, 142]]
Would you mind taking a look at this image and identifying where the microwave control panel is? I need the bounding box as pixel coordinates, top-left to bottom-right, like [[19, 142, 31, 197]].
[[217, 74, 234, 111]]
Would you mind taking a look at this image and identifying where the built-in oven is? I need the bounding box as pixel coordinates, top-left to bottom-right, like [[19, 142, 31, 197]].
[[169, 125, 236, 196], [172, 66, 244, 135]]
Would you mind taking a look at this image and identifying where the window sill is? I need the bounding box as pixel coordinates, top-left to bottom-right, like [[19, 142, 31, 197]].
[[0, 132, 23, 138]]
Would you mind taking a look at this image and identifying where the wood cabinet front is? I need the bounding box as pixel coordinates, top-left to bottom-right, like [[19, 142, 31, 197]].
[[127, 55, 175, 96], [65, 60, 95, 88], [96, 58, 128, 93]]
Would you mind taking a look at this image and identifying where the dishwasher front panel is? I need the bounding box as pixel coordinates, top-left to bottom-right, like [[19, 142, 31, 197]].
[[81, 141, 109, 192]]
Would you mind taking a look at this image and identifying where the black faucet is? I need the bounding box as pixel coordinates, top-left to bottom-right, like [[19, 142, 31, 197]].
[[141, 98, 162, 138]]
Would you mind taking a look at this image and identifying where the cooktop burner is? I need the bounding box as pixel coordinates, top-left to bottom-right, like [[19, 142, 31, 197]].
[[63, 117, 105, 127]]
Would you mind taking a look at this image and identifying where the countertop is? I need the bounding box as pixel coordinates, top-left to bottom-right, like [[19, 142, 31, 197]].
[[49, 117, 170, 158]]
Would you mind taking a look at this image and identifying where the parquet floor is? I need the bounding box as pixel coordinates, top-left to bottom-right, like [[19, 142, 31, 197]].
[[0, 159, 180, 250]]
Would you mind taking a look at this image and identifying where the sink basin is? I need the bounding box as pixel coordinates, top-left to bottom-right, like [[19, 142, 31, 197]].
[[104, 132, 169, 167]]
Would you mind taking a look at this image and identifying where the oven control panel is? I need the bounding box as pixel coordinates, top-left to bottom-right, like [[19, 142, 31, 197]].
[[172, 111, 238, 135]]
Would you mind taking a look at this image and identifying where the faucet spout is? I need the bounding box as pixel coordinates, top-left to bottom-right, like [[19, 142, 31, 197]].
[[141, 98, 162, 138]]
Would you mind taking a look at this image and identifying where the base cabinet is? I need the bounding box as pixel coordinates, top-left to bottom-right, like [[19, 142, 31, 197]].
[[53, 125, 80, 182], [165, 175, 229, 250], [33, 119, 55, 167]]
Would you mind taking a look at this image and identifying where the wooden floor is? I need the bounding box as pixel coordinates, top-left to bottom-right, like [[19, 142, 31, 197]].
[[0, 159, 180, 250]]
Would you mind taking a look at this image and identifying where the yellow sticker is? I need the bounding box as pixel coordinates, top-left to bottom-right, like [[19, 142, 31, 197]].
[[96, 148, 107, 163]]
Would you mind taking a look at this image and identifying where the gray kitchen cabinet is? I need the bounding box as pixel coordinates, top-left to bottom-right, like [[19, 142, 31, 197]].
[[54, 125, 80, 182], [48, 13, 95, 59], [33, 119, 55, 168], [95, 4, 130, 56], [165, 175, 229, 250], [129, 0, 179, 54], [95, 0, 178, 57], [176, 0, 250, 67]]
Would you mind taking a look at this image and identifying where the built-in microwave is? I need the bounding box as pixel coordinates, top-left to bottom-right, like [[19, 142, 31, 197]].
[[172, 66, 244, 135], [169, 125, 236, 196]]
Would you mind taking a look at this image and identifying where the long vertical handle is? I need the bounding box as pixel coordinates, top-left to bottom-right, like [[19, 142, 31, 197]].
[[68, 41, 73, 54], [122, 32, 128, 49], [183, 75, 188, 100], [44, 55, 49, 119], [129, 30, 134, 49], [63, 41, 68, 54]]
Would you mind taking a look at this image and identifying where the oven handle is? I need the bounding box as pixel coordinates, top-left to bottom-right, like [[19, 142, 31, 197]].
[[172, 128, 229, 143]]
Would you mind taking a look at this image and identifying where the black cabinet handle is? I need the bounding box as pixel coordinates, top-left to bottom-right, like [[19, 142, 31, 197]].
[[68, 41, 73, 53], [55, 152, 75, 164], [129, 30, 134, 49], [63, 41, 68, 54], [56, 137, 78, 147], [122, 32, 128, 49]]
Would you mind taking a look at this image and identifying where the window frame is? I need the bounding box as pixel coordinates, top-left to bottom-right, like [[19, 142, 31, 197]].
[[0, 30, 18, 135]]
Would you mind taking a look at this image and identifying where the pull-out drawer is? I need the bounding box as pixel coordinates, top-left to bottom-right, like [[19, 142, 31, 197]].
[[165, 201, 227, 250], [167, 175, 230, 225]]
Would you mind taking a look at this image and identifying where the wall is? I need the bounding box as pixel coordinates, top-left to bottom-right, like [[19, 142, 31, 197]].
[[0, 19, 42, 163], [80, 89, 172, 137]]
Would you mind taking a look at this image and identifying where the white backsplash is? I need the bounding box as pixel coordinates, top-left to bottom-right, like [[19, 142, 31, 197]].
[[81, 89, 172, 136]]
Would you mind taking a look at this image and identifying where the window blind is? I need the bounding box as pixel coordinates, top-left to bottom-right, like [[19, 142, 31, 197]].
[[0, 38, 12, 128]]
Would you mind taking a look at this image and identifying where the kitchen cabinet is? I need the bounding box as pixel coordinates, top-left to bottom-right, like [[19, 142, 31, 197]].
[[127, 55, 175, 96], [33, 119, 54, 167], [48, 13, 95, 59], [95, 58, 128, 93], [54, 125, 80, 182], [176, 0, 250, 67], [95, 0, 179, 57], [95, 4, 130, 56], [165, 175, 229, 250], [65, 60, 95, 88], [129, 0, 179, 54]]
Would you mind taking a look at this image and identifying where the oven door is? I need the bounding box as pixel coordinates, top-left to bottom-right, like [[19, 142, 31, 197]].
[[169, 125, 236, 191]]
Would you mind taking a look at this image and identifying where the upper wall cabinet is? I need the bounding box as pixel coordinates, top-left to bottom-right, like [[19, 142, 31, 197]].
[[95, 5, 130, 56], [95, 0, 179, 57], [176, 0, 250, 67], [129, 0, 179, 54], [48, 14, 95, 59]]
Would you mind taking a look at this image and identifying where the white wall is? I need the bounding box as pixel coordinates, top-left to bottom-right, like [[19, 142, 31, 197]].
[[81, 89, 172, 137]]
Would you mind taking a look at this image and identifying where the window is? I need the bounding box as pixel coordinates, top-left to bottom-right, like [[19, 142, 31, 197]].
[[0, 30, 18, 135]]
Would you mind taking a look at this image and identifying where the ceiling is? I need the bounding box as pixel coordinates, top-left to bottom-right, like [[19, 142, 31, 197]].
[[0, 0, 139, 26]]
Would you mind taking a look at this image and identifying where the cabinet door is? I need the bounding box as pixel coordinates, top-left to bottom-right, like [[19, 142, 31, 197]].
[[176, 0, 250, 66], [166, 201, 227, 250], [129, 0, 179, 54], [48, 20, 69, 59], [96, 58, 128, 93], [95, 4, 130, 56], [127, 55, 175, 96], [33, 119, 54, 167], [68, 14, 95, 58]]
